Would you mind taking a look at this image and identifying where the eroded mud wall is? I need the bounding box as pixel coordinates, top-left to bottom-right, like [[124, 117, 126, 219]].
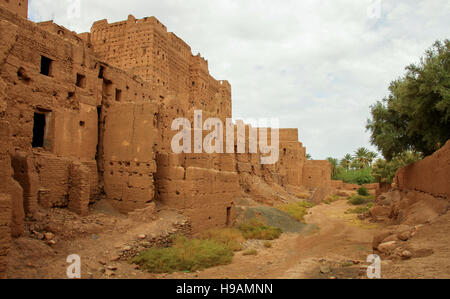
[[395, 141, 450, 199]]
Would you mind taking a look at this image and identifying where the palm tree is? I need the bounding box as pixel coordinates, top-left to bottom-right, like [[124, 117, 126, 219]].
[[327, 157, 339, 178], [354, 147, 370, 169], [367, 151, 378, 167], [306, 154, 312, 160], [340, 154, 352, 170]]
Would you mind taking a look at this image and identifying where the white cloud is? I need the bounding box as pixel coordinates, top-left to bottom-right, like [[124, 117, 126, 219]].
[[28, 0, 450, 159]]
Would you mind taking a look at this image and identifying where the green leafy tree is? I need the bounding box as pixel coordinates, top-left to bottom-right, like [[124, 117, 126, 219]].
[[306, 154, 312, 160], [367, 40, 450, 160], [372, 151, 422, 183]]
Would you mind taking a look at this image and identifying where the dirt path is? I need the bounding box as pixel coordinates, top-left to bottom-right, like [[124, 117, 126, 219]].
[[160, 200, 382, 279]]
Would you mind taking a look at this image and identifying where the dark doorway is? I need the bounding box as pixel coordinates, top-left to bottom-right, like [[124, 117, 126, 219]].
[[226, 207, 232, 227], [32, 112, 46, 147]]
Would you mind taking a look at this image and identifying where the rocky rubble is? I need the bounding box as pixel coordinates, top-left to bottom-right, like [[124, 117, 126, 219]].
[[116, 220, 192, 261]]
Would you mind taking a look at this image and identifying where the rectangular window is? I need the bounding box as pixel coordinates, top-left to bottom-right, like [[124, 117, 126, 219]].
[[32, 112, 46, 147], [226, 207, 231, 227], [40, 56, 53, 76], [115, 88, 122, 102], [76, 73, 86, 88]]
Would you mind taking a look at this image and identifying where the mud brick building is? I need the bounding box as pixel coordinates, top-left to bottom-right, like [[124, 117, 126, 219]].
[[0, 1, 333, 276]]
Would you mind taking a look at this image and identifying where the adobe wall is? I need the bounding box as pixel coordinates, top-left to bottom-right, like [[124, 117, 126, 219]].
[[0, 9, 98, 212], [102, 101, 158, 213], [0, 7, 159, 214], [395, 140, 450, 199], [331, 180, 344, 189], [0, 0, 27, 19], [0, 193, 11, 278], [0, 121, 24, 238], [155, 125, 241, 233], [302, 160, 332, 189], [277, 129, 306, 187]]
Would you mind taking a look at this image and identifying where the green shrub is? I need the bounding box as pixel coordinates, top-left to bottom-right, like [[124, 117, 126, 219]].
[[277, 201, 314, 223], [131, 235, 233, 273], [198, 228, 244, 252], [357, 187, 370, 196], [348, 195, 365, 205], [243, 249, 258, 256], [238, 219, 282, 240], [348, 194, 375, 206]]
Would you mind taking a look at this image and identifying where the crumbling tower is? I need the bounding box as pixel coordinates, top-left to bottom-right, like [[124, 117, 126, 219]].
[[0, 0, 27, 18], [89, 15, 232, 122]]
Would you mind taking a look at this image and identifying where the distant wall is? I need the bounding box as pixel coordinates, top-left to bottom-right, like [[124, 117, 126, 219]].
[[395, 140, 450, 199], [302, 160, 331, 189]]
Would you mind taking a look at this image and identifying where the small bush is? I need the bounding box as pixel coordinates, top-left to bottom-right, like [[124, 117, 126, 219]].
[[263, 241, 272, 248], [198, 228, 244, 252], [349, 195, 366, 205], [277, 201, 314, 223], [243, 249, 258, 256], [348, 194, 375, 206], [131, 235, 233, 273], [238, 219, 282, 240], [358, 187, 370, 196]]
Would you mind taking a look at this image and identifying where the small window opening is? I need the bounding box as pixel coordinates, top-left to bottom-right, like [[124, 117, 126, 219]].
[[40, 56, 53, 76], [76, 73, 86, 88], [115, 88, 122, 101], [98, 66, 105, 79], [32, 112, 46, 148], [226, 207, 231, 227], [79, 121, 85, 127]]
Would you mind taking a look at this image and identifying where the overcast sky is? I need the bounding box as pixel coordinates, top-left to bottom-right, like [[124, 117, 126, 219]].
[[28, 0, 449, 160]]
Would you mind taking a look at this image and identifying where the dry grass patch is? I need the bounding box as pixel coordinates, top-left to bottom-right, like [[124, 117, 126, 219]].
[[277, 201, 314, 223], [131, 235, 233, 273], [198, 228, 244, 252], [243, 249, 258, 256], [238, 218, 282, 240], [296, 192, 310, 200]]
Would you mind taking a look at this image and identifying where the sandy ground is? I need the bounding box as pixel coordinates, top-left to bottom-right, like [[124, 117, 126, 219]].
[[6, 198, 450, 279]]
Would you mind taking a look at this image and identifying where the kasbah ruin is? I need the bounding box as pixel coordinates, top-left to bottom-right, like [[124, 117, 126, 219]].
[[0, 0, 449, 279]]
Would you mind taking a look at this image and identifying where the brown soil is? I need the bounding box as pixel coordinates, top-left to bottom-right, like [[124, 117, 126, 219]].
[[7, 197, 450, 279]]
